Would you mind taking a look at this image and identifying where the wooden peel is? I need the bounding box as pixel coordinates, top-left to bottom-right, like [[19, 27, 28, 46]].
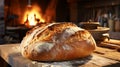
[[98, 39, 120, 51], [104, 39, 120, 46], [100, 42, 120, 49]]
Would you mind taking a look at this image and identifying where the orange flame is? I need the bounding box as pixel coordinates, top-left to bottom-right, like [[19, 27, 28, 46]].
[[23, 5, 45, 26], [22, 0, 57, 27]]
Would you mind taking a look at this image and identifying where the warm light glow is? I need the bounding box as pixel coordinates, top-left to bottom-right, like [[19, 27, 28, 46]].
[[23, 5, 45, 26]]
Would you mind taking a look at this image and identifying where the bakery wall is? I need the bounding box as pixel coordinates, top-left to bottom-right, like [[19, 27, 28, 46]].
[[77, 0, 120, 21]]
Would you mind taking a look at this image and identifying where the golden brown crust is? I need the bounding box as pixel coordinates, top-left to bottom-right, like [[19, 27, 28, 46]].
[[29, 23, 76, 45], [20, 22, 96, 61]]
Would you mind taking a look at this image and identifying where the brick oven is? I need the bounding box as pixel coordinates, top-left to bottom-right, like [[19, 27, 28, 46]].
[[4, 0, 71, 43]]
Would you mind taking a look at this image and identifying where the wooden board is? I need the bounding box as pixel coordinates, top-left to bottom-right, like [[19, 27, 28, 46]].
[[94, 47, 120, 61], [0, 44, 120, 67]]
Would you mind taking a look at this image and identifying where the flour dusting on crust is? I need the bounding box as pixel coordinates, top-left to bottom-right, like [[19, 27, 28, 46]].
[[34, 42, 55, 53], [61, 27, 84, 40]]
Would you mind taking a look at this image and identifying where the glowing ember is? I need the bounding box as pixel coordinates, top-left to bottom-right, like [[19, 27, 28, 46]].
[[23, 5, 45, 26]]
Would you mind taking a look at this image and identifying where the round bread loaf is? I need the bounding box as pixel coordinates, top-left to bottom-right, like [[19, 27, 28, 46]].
[[20, 22, 96, 61]]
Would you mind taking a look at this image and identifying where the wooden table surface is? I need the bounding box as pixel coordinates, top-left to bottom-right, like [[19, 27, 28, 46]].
[[0, 44, 120, 67]]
